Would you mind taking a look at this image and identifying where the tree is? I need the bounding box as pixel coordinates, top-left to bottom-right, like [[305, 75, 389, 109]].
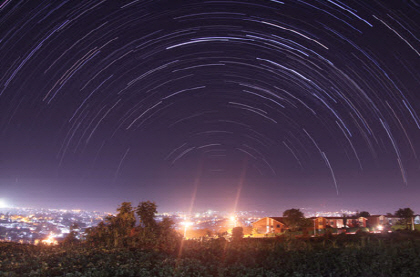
[[116, 202, 136, 229], [395, 208, 414, 230], [62, 223, 80, 247], [283, 208, 309, 231], [156, 217, 181, 252], [85, 202, 135, 247], [133, 201, 181, 252], [109, 202, 136, 247], [356, 211, 370, 218], [342, 214, 348, 228], [136, 201, 157, 229], [231, 227, 244, 241], [85, 200, 181, 252]]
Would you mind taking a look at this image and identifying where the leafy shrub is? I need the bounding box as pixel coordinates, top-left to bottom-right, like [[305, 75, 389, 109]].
[[3, 232, 420, 276]]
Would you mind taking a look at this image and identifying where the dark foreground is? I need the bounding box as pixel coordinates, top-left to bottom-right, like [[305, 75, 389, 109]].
[[2, 232, 420, 277]]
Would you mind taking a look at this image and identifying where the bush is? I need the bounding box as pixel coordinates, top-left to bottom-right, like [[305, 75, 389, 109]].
[[3, 233, 420, 276]]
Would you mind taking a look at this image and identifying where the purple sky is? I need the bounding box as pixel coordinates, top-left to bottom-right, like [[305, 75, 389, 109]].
[[1, 0, 420, 213]]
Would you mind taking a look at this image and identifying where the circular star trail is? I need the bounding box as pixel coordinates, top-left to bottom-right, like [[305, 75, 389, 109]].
[[1, 0, 420, 211]]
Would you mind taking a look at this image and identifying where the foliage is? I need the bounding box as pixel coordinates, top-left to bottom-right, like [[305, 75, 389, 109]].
[[342, 213, 348, 227], [356, 211, 371, 218], [85, 201, 181, 252], [391, 224, 420, 232], [231, 227, 244, 241], [102, 202, 137, 247], [395, 208, 415, 230], [62, 223, 80, 247], [283, 208, 311, 231], [136, 201, 157, 229], [6, 202, 418, 276], [3, 232, 420, 276]]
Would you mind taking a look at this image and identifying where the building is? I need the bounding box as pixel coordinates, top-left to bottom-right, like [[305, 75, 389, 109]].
[[367, 215, 388, 228], [347, 217, 368, 228], [311, 216, 367, 230], [252, 217, 287, 234], [414, 215, 420, 225], [252, 213, 410, 235], [311, 217, 345, 229], [385, 216, 402, 226]]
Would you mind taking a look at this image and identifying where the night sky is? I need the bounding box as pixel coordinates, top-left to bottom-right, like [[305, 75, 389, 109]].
[[1, 0, 420, 213]]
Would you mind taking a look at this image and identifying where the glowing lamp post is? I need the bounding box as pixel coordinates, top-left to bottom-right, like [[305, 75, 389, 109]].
[[181, 221, 193, 238], [230, 215, 237, 227]]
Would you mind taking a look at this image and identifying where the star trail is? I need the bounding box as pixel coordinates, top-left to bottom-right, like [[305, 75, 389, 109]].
[[1, 0, 420, 212]]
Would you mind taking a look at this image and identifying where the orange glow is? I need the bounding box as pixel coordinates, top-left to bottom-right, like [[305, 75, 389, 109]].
[[41, 234, 58, 245]]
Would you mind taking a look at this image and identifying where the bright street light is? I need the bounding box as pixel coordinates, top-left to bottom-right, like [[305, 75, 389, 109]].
[[181, 221, 193, 238]]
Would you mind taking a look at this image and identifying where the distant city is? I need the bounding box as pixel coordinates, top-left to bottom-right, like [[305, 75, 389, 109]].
[[0, 205, 360, 245]]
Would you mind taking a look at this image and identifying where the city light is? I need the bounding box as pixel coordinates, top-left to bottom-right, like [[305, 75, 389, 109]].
[[181, 221, 193, 238], [41, 234, 58, 245], [230, 215, 237, 227], [181, 221, 193, 227]]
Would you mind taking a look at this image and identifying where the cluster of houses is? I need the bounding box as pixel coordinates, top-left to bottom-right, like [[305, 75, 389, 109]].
[[252, 214, 420, 234]]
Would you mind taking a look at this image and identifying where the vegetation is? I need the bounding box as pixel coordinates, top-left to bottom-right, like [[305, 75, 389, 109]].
[[231, 227, 244, 241], [2, 231, 420, 276], [283, 208, 312, 231], [395, 208, 415, 230], [356, 211, 370, 218], [61, 223, 80, 247], [85, 201, 181, 253], [2, 202, 420, 276]]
